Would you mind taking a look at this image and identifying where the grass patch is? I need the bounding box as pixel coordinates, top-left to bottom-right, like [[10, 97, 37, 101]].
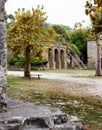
[[7, 74, 102, 130]]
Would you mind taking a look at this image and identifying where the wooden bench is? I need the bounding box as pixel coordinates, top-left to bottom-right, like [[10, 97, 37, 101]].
[[31, 74, 42, 79]]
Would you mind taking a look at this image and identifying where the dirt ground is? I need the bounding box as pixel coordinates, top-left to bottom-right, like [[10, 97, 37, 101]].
[[8, 70, 102, 98]]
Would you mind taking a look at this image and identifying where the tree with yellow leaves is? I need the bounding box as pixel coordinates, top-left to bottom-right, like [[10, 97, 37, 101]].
[[85, 0, 102, 32], [7, 6, 56, 79], [85, 0, 102, 76]]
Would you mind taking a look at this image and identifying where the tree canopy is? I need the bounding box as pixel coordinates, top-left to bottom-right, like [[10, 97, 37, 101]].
[[85, 0, 102, 76], [69, 29, 88, 63], [7, 6, 56, 78], [52, 24, 70, 43], [85, 0, 102, 32]]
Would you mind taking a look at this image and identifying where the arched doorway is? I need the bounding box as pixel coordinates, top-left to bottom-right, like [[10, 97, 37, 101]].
[[60, 50, 64, 68], [54, 49, 59, 69]]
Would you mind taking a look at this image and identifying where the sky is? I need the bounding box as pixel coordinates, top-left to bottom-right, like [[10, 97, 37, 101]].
[[5, 0, 91, 28]]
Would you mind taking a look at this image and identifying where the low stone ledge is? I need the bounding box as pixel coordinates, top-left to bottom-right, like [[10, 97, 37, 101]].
[[0, 98, 83, 130]]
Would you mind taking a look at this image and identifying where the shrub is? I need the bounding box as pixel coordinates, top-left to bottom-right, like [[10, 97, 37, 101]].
[[8, 56, 48, 67], [8, 56, 25, 67], [31, 58, 48, 66]]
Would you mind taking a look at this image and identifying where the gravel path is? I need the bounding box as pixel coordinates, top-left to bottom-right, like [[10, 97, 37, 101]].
[[7, 71, 102, 98]]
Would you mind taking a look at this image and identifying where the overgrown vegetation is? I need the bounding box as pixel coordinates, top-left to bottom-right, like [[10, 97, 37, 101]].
[[7, 70, 102, 130]]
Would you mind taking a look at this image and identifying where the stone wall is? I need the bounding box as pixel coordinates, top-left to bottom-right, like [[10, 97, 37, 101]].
[[87, 40, 97, 68], [0, 0, 7, 112], [87, 40, 102, 68]]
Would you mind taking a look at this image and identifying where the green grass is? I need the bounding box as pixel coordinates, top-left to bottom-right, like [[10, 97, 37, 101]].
[[7, 70, 102, 130]]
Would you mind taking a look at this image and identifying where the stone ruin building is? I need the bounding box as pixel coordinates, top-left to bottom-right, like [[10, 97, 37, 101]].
[[87, 40, 102, 68], [48, 44, 67, 69], [42, 43, 68, 69], [46, 38, 102, 70], [42, 43, 87, 70]]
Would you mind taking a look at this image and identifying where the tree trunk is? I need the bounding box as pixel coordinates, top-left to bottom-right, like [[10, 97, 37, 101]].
[[95, 34, 102, 76], [24, 46, 31, 79]]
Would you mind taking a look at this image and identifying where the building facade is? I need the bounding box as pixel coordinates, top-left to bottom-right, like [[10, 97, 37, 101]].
[[87, 40, 102, 68]]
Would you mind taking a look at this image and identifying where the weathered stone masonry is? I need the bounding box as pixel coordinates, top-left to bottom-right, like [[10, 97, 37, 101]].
[[0, 0, 7, 112], [43, 43, 67, 69], [87, 40, 102, 68]]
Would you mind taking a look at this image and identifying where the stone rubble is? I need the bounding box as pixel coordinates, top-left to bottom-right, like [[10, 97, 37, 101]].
[[0, 98, 84, 130]]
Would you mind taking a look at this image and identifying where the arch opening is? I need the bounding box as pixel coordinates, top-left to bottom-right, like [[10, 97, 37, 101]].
[[54, 49, 59, 69], [60, 50, 64, 69]]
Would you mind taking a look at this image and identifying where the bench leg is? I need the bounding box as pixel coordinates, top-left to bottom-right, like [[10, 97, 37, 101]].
[[38, 75, 40, 79]]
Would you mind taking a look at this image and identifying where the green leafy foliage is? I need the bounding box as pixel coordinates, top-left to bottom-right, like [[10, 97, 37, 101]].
[[8, 55, 48, 67], [31, 58, 48, 65], [7, 6, 56, 78], [4, 12, 15, 27], [52, 24, 69, 43], [52, 24, 81, 56], [92, 7, 102, 31], [8, 55, 25, 67], [69, 29, 88, 63], [67, 43, 81, 55]]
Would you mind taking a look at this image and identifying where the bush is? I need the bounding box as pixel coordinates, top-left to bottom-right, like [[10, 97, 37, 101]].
[[31, 58, 48, 66], [8, 56, 25, 67], [8, 56, 48, 67]]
